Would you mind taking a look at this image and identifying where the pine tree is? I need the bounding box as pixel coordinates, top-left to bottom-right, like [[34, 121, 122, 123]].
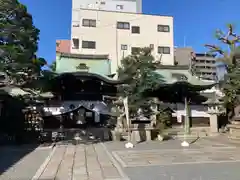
[[117, 47, 163, 119], [205, 24, 240, 119], [0, 0, 46, 87]]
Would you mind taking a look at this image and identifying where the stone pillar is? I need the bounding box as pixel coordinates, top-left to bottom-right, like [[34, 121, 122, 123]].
[[184, 97, 190, 134], [146, 129, 151, 141], [209, 113, 219, 133]]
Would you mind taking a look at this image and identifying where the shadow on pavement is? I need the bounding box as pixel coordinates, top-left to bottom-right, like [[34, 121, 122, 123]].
[[0, 144, 39, 175]]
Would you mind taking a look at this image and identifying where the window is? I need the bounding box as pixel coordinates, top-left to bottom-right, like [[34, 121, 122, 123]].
[[116, 5, 123, 10], [86, 112, 93, 117], [158, 46, 170, 54], [72, 38, 79, 49], [82, 19, 96, 27], [100, 1, 106, 5], [157, 25, 170, 32], [131, 47, 140, 54], [206, 60, 211, 63], [117, 21, 130, 29], [82, 41, 96, 49], [72, 23, 80, 27], [149, 44, 154, 49], [121, 44, 128, 50], [131, 26, 140, 34]]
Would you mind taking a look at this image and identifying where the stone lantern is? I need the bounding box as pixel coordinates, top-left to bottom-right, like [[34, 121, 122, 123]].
[[203, 96, 223, 134]]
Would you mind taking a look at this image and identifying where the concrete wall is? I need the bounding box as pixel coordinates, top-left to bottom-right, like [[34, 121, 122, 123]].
[[174, 47, 193, 66], [71, 9, 174, 73]]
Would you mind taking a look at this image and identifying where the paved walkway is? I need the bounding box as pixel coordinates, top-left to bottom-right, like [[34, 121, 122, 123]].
[[0, 147, 50, 180], [112, 146, 240, 167], [35, 143, 127, 180], [105, 135, 240, 180], [1, 135, 240, 180], [110, 135, 240, 168]]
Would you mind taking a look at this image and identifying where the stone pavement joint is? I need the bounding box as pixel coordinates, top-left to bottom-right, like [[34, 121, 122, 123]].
[[31, 146, 57, 180]]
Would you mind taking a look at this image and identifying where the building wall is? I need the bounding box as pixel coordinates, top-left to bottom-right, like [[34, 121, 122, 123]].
[[174, 47, 193, 66], [174, 48, 217, 80], [56, 40, 71, 53], [71, 9, 174, 73], [72, 0, 141, 13], [193, 54, 217, 80]]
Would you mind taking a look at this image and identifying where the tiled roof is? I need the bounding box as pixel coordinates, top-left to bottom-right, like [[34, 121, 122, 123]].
[[154, 68, 216, 88]]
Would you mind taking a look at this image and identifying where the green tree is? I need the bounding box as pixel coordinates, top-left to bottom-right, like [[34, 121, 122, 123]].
[[205, 24, 240, 119], [49, 61, 56, 72], [0, 0, 46, 87], [117, 47, 163, 119]]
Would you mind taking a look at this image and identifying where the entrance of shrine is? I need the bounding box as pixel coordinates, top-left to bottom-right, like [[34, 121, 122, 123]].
[[43, 106, 100, 129]]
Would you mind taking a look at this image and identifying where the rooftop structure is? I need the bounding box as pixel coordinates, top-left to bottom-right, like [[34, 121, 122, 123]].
[[174, 47, 193, 66], [72, 0, 142, 13], [174, 47, 217, 80], [56, 40, 71, 53]]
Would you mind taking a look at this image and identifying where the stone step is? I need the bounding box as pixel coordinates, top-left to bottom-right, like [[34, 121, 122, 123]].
[[166, 129, 208, 137]]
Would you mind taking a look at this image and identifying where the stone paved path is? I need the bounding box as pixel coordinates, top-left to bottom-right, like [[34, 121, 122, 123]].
[[2, 135, 240, 180], [125, 162, 240, 180], [105, 136, 240, 180], [110, 136, 240, 168], [112, 146, 240, 167], [37, 143, 127, 180], [0, 147, 50, 180]]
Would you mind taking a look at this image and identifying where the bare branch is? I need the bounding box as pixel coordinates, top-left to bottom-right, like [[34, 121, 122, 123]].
[[204, 44, 225, 55]]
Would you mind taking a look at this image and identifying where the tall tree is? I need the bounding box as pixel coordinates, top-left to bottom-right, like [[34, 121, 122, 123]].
[[117, 47, 163, 118], [0, 0, 46, 87], [205, 24, 240, 119]]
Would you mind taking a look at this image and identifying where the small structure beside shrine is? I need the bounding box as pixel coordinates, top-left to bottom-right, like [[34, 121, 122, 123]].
[[149, 66, 218, 137]]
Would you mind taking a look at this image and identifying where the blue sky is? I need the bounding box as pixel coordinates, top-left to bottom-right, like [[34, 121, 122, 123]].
[[19, 0, 240, 65]]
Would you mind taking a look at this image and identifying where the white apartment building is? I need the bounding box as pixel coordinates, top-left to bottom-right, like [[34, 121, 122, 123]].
[[72, 0, 142, 13], [71, 9, 174, 73]]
